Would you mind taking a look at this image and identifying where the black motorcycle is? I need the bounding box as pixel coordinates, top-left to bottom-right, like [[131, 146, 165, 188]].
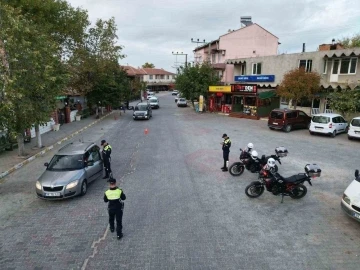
[[229, 146, 288, 176], [245, 164, 321, 203]]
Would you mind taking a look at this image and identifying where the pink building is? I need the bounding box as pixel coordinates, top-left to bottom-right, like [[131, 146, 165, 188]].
[[193, 19, 279, 84]]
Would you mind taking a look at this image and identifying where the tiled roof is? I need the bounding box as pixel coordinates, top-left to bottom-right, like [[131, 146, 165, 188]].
[[142, 68, 175, 75], [120, 66, 175, 76]]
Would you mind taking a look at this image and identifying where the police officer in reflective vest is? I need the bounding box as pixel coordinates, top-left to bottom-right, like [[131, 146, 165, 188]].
[[101, 139, 112, 179], [104, 178, 126, 239], [221, 133, 231, 171]]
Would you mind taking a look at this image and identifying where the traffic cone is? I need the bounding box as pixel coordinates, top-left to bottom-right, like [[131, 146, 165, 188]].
[[144, 128, 149, 135]]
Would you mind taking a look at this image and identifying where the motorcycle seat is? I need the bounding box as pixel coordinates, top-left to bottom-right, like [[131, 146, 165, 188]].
[[281, 174, 307, 183]]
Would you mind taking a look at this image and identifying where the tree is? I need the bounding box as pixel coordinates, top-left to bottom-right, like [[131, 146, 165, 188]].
[[2, 0, 89, 150], [175, 62, 220, 101], [276, 68, 321, 109], [337, 33, 360, 48], [142, 62, 155, 68], [328, 88, 360, 118]]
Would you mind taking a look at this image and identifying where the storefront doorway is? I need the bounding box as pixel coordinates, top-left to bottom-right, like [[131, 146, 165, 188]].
[[232, 95, 244, 112]]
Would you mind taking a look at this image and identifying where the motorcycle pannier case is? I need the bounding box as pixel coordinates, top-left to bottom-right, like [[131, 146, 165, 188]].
[[305, 164, 321, 177], [275, 146, 288, 157]]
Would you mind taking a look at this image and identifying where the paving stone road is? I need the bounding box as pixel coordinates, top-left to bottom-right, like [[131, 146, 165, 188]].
[[0, 92, 359, 270]]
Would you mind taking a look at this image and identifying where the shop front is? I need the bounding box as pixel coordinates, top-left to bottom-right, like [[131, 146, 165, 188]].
[[208, 86, 232, 113], [230, 84, 279, 119]]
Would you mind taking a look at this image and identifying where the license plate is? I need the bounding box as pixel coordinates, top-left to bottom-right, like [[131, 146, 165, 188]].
[[354, 212, 360, 219], [355, 131, 360, 134], [45, 192, 60, 197], [273, 122, 278, 125], [315, 127, 322, 130]]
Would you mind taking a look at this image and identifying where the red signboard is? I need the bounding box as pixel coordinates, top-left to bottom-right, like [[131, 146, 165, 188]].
[[231, 84, 257, 93], [216, 92, 223, 97]]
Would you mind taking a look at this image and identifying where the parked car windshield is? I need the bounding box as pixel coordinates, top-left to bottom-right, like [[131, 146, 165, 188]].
[[135, 105, 148, 111], [312, 116, 330, 123], [149, 98, 158, 102], [270, 111, 283, 119], [351, 119, 360, 127], [47, 154, 84, 171], [179, 98, 186, 102]]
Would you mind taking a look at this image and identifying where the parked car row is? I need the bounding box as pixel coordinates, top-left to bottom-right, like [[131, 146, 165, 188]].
[[267, 108, 360, 140]]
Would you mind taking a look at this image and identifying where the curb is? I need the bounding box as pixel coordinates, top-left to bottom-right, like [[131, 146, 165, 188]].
[[0, 112, 114, 180]]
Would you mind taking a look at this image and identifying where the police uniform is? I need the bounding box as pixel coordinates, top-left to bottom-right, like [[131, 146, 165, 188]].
[[221, 133, 231, 171], [101, 140, 112, 179], [104, 178, 126, 239]]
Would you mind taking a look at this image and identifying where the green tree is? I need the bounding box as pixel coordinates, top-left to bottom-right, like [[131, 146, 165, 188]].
[[175, 62, 220, 101], [0, 3, 67, 155], [2, 0, 89, 150], [328, 88, 360, 118], [276, 68, 321, 109], [337, 33, 360, 48], [142, 62, 155, 68]]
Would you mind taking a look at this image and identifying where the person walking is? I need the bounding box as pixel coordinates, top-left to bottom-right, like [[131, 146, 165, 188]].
[[221, 133, 231, 171], [104, 178, 126, 239], [101, 139, 112, 179]]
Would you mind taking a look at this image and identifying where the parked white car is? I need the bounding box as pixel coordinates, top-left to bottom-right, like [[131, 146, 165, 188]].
[[341, 169, 360, 222], [348, 116, 360, 140], [309, 113, 348, 137]]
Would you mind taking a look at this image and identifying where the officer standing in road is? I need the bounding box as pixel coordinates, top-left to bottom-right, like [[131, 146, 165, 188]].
[[104, 178, 126, 239], [221, 133, 231, 171], [101, 139, 112, 179]]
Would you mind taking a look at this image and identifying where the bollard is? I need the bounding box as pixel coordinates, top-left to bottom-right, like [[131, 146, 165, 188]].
[[144, 128, 149, 135]]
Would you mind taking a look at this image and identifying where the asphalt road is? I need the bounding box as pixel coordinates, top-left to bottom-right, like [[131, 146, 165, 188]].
[[1, 92, 360, 270]]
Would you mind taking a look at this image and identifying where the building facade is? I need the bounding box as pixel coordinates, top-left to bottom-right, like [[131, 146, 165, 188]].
[[122, 66, 176, 91], [226, 47, 360, 116], [193, 22, 279, 85]]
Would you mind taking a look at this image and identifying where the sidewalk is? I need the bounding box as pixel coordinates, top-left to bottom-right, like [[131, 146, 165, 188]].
[[0, 111, 116, 179]]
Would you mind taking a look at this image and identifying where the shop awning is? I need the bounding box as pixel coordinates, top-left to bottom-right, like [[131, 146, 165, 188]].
[[258, 90, 276, 99]]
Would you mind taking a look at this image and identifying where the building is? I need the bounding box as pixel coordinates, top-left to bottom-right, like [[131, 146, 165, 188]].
[[225, 46, 360, 117], [121, 66, 176, 91], [193, 17, 279, 85]]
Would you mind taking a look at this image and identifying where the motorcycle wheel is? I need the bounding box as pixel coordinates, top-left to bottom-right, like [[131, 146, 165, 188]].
[[229, 163, 245, 176], [245, 181, 264, 198], [289, 184, 307, 199]]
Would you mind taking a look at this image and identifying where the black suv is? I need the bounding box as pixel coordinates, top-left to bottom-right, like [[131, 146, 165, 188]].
[[133, 102, 152, 120], [268, 109, 311, 132]]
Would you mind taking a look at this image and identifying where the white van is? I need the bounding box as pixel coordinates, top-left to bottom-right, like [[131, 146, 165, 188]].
[[348, 116, 360, 140]]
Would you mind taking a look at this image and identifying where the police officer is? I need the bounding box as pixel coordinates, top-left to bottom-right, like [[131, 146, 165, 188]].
[[101, 139, 112, 179], [221, 133, 231, 171], [104, 178, 126, 239]]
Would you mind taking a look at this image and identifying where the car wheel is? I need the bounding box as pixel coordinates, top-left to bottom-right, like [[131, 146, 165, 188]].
[[284, 124, 292, 133], [309, 131, 314, 135], [331, 130, 336, 138], [348, 135, 353, 140], [269, 127, 275, 130], [80, 180, 87, 196]]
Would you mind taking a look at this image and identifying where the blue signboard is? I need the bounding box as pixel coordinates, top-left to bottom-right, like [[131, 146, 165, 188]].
[[234, 75, 275, 82]]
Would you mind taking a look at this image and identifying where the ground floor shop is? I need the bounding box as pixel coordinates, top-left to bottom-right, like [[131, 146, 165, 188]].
[[208, 84, 279, 119]]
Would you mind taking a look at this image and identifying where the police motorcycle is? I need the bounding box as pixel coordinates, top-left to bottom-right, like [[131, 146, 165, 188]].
[[228, 145, 288, 177], [245, 159, 321, 203]]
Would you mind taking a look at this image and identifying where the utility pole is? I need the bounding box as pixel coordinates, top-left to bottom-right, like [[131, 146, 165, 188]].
[[191, 38, 207, 64], [172, 52, 188, 68]]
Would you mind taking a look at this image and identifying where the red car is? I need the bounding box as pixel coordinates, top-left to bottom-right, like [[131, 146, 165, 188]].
[[268, 109, 311, 132]]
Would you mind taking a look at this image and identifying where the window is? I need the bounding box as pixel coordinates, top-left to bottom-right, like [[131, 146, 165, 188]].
[[270, 111, 284, 119], [167, 75, 169, 79], [296, 98, 312, 107], [312, 116, 330, 123], [286, 112, 297, 119], [241, 64, 246, 75], [323, 60, 328, 74], [298, 111, 307, 117], [155, 75, 160, 79], [149, 75, 153, 80], [299, 59, 312, 72], [252, 63, 261, 74], [160, 75, 164, 79], [340, 58, 357, 74], [212, 54, 216, 63], [351, 118, 360, 127], [332, 59, 339, 74]]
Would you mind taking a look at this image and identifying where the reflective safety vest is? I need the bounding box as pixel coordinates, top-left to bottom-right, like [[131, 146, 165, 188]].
[[105, 188, 122, 200], [104, 144, 112, 151]]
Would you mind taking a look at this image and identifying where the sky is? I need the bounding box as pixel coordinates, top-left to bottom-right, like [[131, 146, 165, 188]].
[[67, 0, 360, 73]]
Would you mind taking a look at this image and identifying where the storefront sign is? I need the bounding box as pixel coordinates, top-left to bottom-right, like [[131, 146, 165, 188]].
[[234, 75, 275, 82], [209, 86, 231, 93], [199, 95, 203, 112], [231, 84, 257, 93]]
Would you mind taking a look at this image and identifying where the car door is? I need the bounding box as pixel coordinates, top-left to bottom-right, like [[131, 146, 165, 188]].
[[298, 111, 310, 128], [337, 116, 347, 133], [84, 147, 102, 182], [332, 116, 341, 132]]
